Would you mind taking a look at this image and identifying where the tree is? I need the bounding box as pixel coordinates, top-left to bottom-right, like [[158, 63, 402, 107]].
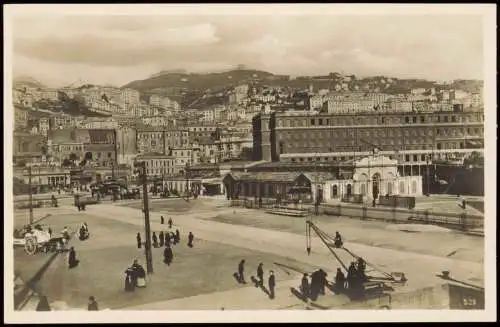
[[61, 158, 72, 167], [84, 152, 93, 161], [69, 153, 78, 166]]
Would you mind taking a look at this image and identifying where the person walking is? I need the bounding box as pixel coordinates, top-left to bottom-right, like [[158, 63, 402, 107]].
[[238, 259, 245, 284], [256, 263, 264, 286], [159, 231, 164, 247], [168, 218, 173, 229], [68, 247, 79, 269], [152, 232, 159, 248], [175, 229, 181, 244], [187, 232, 194, 247], [87, 296, 98, 311], [165, 232, 171, 246], [268, 270, 276, 299], [136, 232, 142, 249], [335, 268, 346, 293], [163, 244, 173, 266], [161, 216, 165, 224]]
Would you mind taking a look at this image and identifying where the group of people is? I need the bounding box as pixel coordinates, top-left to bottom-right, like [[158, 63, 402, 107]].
[[78, 223, 90, 241], [333, 257, 368, 294], [124, 259, 147, 291], [237, 260, 276, 300], [301, 269, 329, 301]]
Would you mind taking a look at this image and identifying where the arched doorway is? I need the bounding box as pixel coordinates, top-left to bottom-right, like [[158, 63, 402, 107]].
[[331, 185, 338, 198], [372, 173, 381, 199]]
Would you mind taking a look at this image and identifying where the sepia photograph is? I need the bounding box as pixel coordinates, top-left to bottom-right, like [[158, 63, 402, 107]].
[[3, 3, 496, 324]]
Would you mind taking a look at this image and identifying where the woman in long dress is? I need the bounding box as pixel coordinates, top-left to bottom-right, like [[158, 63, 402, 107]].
[[132, 260, 147, 288], [124, 267, 135, 292], [68, 247, 79, 269]]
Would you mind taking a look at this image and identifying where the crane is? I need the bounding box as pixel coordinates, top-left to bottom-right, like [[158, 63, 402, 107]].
[[305, 214, 404, 285]]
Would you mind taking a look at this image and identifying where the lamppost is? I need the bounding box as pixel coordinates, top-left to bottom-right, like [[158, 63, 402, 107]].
[[185, 162, 190, 202], [133, 161, 154, 274], [28, 166, 34, 225]]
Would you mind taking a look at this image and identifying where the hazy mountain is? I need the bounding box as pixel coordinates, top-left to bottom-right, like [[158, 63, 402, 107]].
[[122, 69, 275, 92], [13, 76, 47, 89]]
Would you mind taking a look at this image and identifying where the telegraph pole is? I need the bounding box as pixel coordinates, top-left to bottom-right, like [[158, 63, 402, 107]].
[[185, 162, 190, 202], [136, 161, 153, 274], [28, 166, 34, 225]]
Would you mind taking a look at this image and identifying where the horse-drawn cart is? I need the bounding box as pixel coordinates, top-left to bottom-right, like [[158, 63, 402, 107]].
[[13, 225, 69, 255]]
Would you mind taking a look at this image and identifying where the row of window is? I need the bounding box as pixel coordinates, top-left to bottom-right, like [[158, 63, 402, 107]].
[[145, 160, 174, 167], [329, 180, 418, 198], [278, 126, 483, 141], [277, 112, 483, 128]]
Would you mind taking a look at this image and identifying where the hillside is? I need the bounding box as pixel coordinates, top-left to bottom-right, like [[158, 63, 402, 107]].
[[13, 76, 46, 89], [123, 69, 274, 92]]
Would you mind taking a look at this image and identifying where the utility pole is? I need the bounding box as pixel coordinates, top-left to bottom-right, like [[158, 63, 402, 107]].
[[28, 166, 34, 225], [185, 162, 190, 202], [135, 161, 153, 274]]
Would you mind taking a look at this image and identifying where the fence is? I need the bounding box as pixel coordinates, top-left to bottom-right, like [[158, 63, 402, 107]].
[[319, 203, 484, 231], [228, 198, 483, 231]]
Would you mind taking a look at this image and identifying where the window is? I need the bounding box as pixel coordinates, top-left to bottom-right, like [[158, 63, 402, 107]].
[[387, 182, 393, 195], [319, 119, 323, 126], [405, 155, 410, 162], [413, 155, 418, 162], [421, 154, 426, 161], [405, 117, 409, 124], [360, 184, 366, 195], [452, 116, 457, 122], [381, 117, 385, 124], [444, 116, 449, 123], [399, 181, 405, 194], [311, 119, 315, 126], [420, 116, 425, 123], [346, 184, 352, 196], [412, 116, 417, 123], [331, 185, 338, 198]]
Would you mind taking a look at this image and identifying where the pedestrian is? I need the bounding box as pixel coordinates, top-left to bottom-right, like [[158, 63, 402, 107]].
[[88, 296, 98, 311], [159, 231, 164, 247], [357, 257, 367, 281], [152, 232, 159, 248], [175, 229, 181, 244], [347, 262, 358, 290], [161, 216, 165, 224], [268, 270, 276, 299], [168, 218, 173, 229], [318, 269, 328, 295], [257, 263, 264, 286], [334, 231, 343, 248], [309, 270, 319, 300], [68, 247, 79, 269], [238, 259, 245, 283], [36, 295, 51, 311], [163, 244, 173, 266], [165, 232, 171, 246], [124, 267, 135, 292], [131, 260, 147, 288], [335, 268, 346, 293], [136, 232, 142, 249], [301, 273, 310, 299], [187, 232, 194, 247]]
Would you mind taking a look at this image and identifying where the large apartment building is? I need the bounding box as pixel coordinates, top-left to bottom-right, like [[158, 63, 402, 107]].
[[252, 110, 484, 165]]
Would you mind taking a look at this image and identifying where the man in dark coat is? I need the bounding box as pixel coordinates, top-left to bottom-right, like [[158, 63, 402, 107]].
[[88, 296, 98, 311], [175, 229, 181, 244], [159, 231, 164, 247], [152, 232, 159, 248], [268, 270, 276, 299], [357, 257, 367, 281], [256, 263, 264, 286], [36, 296, 51, 311], [136, 233, 142, 249], [301, 273, 310, 299], [318, 269, 328, 295], [165, 232, 171, 246], [68, 247, 79, 269], [131, 260, 146, 287], [161, 216, 165, 224], [335, 268, 346, 293], [347, 262, 358, 290], [168, 218, 173, 229], [309, 270, 319, 300], [334, 231, 343, 248], [238, 259, 245, 283], [163, 245, 173, 266], [187, 232, 194, 247]]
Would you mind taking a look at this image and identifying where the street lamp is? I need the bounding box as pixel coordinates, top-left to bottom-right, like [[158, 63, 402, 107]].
[[133, 161, 154, 274], [185, 161, 190, 202]]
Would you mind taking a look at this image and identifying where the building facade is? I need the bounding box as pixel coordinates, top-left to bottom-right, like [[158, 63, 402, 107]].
[[252, 110, 484, 165]]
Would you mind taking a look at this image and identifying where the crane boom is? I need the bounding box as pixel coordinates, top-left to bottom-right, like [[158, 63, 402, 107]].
[[305, 216, 398, 282]]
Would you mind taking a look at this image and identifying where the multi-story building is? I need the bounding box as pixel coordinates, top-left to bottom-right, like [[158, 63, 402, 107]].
[[14, 107, 29, 129], [136, 128, 190, 155], [186, 124, 219, 140], [252, 110, 484, 165], [116, 126, 137, 166], [38, 118, 50, 136], [136, 152, 176, 177], [120, 88, 140, 106], [170, 147, 200, 172], [83, 129, 118, 167], [13, 131, 46, 165], [46, 132, 85, 165], [81, 117, 118, 130], [309, 95, 325, 110], [39, 89, 59, 101], [141, 116, 172, 127], [51, 113, 84, 130]]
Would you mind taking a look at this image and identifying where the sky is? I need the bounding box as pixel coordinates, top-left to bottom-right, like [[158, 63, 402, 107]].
[[10, 11, 484, 88]]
